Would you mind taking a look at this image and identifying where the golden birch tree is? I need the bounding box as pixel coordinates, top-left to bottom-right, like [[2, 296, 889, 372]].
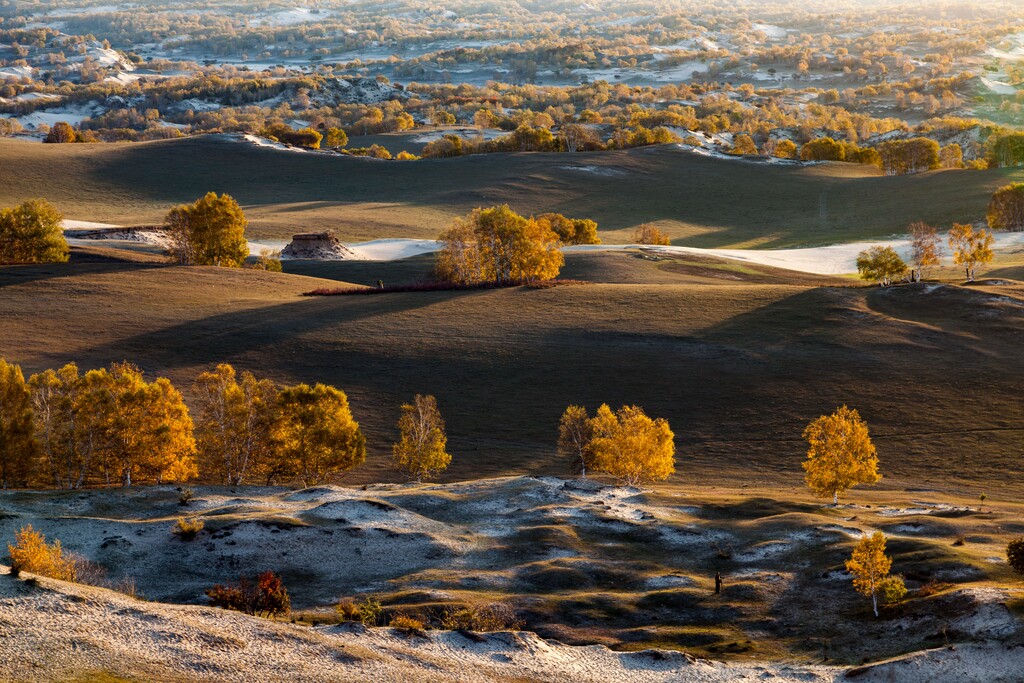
[[948, 223, 994, 282], [165, 192, 249, 267], [391, 394, 451, 482], [908, 222, 941, 282], [273, 383, 365, 486], [802, 405, 880, 504], [557, 405, 595, 477], [588, 404, 675, 486], [0, 359, 36, 489], [0, 199, 69, 265], [846, 531, 905, 617]]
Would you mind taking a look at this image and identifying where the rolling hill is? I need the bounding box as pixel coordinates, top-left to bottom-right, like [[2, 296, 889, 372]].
[[1, 135, 1021, 247]]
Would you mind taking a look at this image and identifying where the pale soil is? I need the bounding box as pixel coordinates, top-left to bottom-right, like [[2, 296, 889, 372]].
[[1, 568, 1022, 683]]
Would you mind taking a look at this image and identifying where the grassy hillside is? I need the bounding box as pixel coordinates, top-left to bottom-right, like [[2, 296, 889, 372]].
[[1, 249, 1021, 497], [1, 135, 1022, 247]]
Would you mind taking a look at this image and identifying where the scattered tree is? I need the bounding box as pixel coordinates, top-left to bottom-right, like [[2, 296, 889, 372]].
[[0, 359, 36, 489], [273, 383, 366, 486], [534, 213, 600, 245], [846, 531, 903, 617], [0, 199, 69, 265], [730, 134, 758, 155], [908, 222, 941, 282], [772, 139, 798, 159], [802, 405, 880, 504], [987, 183, 1024, 232], [434, 205, 564, 285], [588, 404, 675, 486], [325, 127, 349, 148], [391, 394, 451, 482], [43, 121, 83, 144], [632, 223, 671, 246], [948, 223, 994, 282], [557, 405, 595, 477], [801, 137, 845, 162], [164, 192, 249, 267], [855, 246, 907, 286]]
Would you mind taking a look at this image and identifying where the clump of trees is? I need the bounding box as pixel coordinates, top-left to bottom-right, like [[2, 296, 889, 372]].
[[632, 223, 671, 246], [391, 394, 451, 482], [165, 192, 249, 267], [0, 198, 69, 265], [261, 122, 322, 149], [987, 183, 1024, 232], [855, 246, 906, 286], [557, 404, 675, 485], [434, 205, 564, 285], [802, 406, 880, 504], [948, 223, 994, 282], [877, 138, 940, 175], [206, 571, 291, 617], [534, 213, 600, 245], [43, 121, 91, 144], [1, 358, 368, 489], [846, 531, 906, 617]]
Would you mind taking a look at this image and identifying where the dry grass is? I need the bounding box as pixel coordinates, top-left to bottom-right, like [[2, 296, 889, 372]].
[[2, 135, 1022, 246]]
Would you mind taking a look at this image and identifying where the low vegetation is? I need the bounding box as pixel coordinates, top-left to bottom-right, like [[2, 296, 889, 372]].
[[171, 517, 204, 541], [205, 571, 291, 618], [7, 524, 78, 581]]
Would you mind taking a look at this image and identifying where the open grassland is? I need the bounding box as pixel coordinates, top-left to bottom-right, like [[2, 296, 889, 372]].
[[2, 136, 1023, 246], [1, 247, 1021, 498], [0, 478, 1021, 668]]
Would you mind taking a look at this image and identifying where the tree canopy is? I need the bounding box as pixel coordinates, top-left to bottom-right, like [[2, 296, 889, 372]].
[[987, 183, 1024, 232], [165, 192, 249, 267], [587, 404, 675, 486], [802, 405, 880, 504], [856, 245, 906, 286], [846, 531, 905, 617], [274, 383, 366, 486], [948, 223, 994, 282], [391, 394, 451, 482], [0, 199, 69, 265]]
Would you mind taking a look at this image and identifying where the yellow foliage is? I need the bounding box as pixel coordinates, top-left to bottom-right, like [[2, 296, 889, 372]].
[[631, 224, 671, 246], [164, 192, 249, 267], [588, 404, 675, 486], [7, 525, 77, 581], [0, 199, 68, 265], [435, 205, 564, 285], [391, 394, 451, 482], [802, 405, 880, 504], [273, 383, 365, 486], [557, 405, 595, 477], [845, 531, 897, 617], [948, 223, 994, 282], [0, 358, 36, 489]]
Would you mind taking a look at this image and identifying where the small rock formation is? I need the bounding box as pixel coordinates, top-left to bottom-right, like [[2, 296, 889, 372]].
[[281, 231, 358, 260]]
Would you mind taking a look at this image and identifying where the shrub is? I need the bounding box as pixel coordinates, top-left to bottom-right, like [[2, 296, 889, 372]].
[[1008, 538, 1024, 575], [179, 487, 194, 506], [879, 574, 908, 606], [172, 517, 204, 541], [439, 602, 522, 631], [389, 613, 427, 634], [335, 598, 361, 622], [7, 525, 78, 581], [357, 597, 383, 626], [206, 571, 291, 617]]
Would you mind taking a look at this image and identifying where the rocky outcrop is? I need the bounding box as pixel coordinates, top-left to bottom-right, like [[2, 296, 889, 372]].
[[281, 231, 358, 260]]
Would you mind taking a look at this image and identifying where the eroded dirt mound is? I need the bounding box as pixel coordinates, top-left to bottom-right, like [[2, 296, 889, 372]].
[[281, 231, 359, 260]]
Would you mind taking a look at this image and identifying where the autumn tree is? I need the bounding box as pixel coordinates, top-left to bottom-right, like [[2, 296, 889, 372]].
[[632, 224, 671, 246], [877, 138, 940, 175], [986, 133, 1024, 168], [193, 364, 278, 485], [560, 123, 601, 152], [730, 133, 758, 155], [772, 139, 798, 159], [0, 199, 69, 264], [0, 359, 36, 489], [391, 394, 451, 482], [939, 143, 963, 169], [434, 205, 564, 285], [272, 383, 365, 486], [588, 404, 675, 486], [800, 137, 845, 162], [908, 222, 941, 282], [43, 121, 82, 144], [98, 363, 197, 486], [534, 213, 601, 245], [802, 406, 880, 505], [856, 246, 907, 286], [557, 405, 595, 477], [164, 192, 249, 267], [27, 363, 114, 489], [325, 127, 349, 148], [948, 223, 994, 282], [846, 531, 905, 617], [987, 183, 1024, 232], [7, 525, 77, 581]]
